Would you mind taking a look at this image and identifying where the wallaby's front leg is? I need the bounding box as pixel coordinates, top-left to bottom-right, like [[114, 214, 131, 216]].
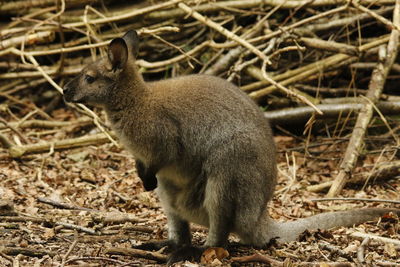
[[168, 210, 231, 264], [133, 210, 191, 255], [166, 211, 191, 246], [167, 212, 202, 265]]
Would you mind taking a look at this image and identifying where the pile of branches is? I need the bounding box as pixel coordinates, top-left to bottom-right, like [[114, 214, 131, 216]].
[[0, 0, 400, 196]]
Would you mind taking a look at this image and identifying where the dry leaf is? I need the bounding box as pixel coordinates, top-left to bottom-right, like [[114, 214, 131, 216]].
[[384, 243, 397, 258], [200, 247, 229, 264], [43, 228, 55, 240]]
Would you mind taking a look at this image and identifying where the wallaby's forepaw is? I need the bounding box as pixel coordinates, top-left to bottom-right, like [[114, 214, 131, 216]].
[[167, 245, 204, 265], [135, 160, 158, 191]]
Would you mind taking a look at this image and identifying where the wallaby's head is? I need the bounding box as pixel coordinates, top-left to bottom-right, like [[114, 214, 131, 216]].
[[63, 30, 140, 106]]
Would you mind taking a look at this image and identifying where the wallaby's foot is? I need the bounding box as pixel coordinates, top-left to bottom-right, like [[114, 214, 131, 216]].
[[167, 245, 205, 265]]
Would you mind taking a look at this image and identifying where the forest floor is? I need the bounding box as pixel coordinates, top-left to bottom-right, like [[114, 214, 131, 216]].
[[1, 0, 400, 266], [0, 105, 399, 266]]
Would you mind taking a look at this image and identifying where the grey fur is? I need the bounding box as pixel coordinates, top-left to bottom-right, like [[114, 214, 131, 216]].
[[64, 30, 399, 248]]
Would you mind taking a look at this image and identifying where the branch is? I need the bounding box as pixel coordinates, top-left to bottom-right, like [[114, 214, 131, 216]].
[[307, 159, 400, 193], [265, 100, 400, 125], [8, 133, 111, 158], [105, 247, 167, 263], [351, 232, 400, 246], [0, 133, 13, 149]]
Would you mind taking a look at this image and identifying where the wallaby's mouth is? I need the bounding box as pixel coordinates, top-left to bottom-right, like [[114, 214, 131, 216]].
[[63, 90, 85, 104]]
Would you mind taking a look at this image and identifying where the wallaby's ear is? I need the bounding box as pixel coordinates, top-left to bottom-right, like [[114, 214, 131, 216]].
[[108, 38, 128, 71], [122, 30, 139, 57]]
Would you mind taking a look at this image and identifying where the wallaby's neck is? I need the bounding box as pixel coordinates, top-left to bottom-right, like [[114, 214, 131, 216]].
[[105, 62, 148, 122]]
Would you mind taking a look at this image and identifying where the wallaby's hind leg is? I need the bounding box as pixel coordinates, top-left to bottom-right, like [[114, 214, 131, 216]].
[[203, 175, 234, 247], [234, 206, 271, 246], [231, 163, 276, 247]]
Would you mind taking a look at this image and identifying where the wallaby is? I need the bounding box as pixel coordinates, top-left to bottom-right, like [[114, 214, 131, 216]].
[[64, 30, 399, 263]]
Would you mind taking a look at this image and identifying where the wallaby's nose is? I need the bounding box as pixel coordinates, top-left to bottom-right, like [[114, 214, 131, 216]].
[[63, 81, 75, 103], [63, 85, 69, 95]]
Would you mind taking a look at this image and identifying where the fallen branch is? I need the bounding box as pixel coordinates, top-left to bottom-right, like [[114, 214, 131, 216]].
[[0, 133, 13, 149], [304, 6, 394, 32], [0, 31, 55, 49], [92, 212, 144, 224], [0, 118, 92, 130], [264, 100, 400, 125], [0, 0, 98, 15], [297, 263, 356, 267], [357, 237, 370, 264], [37, 197, 98, 212], [105, 247, 167, 263], [319, 242, 353, 261], [0, 216, 46, 224], [0, 215, 97, 235], [57, 222, 96, 235], [146, 0, 395, 21], [352, 0, 400, 31], [307, 160, 400, 192], [351, 232, 400, 246], [61, 234, 78, 267], [231, 253, 283, 266], [64, 256, 129, 266], [102, 224, 154, 234], [300, 37, 359, 56], [0, 247, 56, 258], [177, 2, 321, 114], [8, 132, 112, 158]]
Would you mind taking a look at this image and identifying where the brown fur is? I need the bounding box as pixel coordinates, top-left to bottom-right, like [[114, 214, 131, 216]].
[[64, 30, 399, 255]]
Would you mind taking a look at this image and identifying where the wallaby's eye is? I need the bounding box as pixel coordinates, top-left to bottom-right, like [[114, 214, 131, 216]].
[[84, 74, 95, 84]]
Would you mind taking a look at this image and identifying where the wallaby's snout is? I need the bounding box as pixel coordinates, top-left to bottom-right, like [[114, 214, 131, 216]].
[[63, 75, 81, 103]]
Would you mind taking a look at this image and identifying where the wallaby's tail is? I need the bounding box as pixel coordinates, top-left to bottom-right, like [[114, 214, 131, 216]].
[[267, 208, 399, 243]]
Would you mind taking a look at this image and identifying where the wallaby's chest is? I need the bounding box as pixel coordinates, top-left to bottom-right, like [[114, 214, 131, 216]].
[[106, 109, 157, 163]]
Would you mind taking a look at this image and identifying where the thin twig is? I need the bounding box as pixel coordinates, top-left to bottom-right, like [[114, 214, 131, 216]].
[[352, 0, 400, 31], [8, 132, 112, 158], [61, 232, 79, 267]]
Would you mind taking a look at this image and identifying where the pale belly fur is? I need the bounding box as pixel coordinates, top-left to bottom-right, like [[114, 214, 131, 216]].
[[155, 164, 209, 227]]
